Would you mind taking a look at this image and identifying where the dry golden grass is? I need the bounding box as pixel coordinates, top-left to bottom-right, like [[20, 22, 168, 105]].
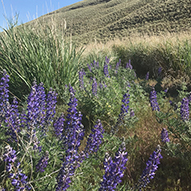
[[83, 30, 191, 56]]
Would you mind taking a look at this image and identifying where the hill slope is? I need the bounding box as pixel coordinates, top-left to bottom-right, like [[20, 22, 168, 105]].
[[26, 0, 191, 45]]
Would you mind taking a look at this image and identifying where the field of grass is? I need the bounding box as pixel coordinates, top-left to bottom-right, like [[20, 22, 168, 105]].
[[1, 0, 191, 190], [25, 0, 191, 45]]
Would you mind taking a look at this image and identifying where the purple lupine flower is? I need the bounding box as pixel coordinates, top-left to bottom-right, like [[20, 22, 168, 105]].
[[164, 88, 168, 93], [62, 86, 84, 151], [87, 64, 91, 72], [99, 83, 103, 89], [104, 63, 110, 78], [25, 81, 47, 142], [26, 80, 42, 129], [69, 84, 75, 94], [130, 109, 135, 117], [112, 90, 130, 134], [126, 59, 132, 69], [57, 88, 84, 190], [96, 61, 99, 69], [53, 113, 65, 138], [99, 142, 128, 191], [0, 70, 9, 122], [87, 63, 93, 72], [45, 88, 57, 126], [158, 67, 162, 76], [36, 82, 46, 128], [104, 57, 110, 78], [137, 145, 162, 189], [11, 170, 31, 191], [115, 59, 121, 74], [56, 87, 84, 190], [25, 81, 52, 132], [5, 97, 21, 142], [127, 81, 131, 88], [103, 81, 107, 88], [134, 71, 137, 78], [85, 119, 104, 158], [150, 87, 160, 111], [93, 60, 99, 69], [36, 151, 49, 172], [99, 82, 107, 89], [25, 81, 52, 149], [180, 97, 189, 121], [161, 128, 170, 143], [145, 72, 149, 80], [121, 92, 130, 114], [79, 69, 85, 90], [3, 145, 17, 165], [32, 132, 42, 152], [3, 145, 31, 190], [92, 78, 98, 96], [56, 149, 86, 191], [105, 56, 110, 64]]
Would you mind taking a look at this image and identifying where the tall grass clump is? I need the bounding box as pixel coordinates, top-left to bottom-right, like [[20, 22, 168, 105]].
[[0, 19, 84, 100]]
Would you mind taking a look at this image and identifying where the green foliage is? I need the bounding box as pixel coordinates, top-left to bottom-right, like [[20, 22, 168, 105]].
[[1, 4, 191, 188], [0, 21, 84, 100]]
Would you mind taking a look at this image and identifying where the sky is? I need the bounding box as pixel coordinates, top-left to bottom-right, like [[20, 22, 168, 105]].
[[0, 0, 81, 31]]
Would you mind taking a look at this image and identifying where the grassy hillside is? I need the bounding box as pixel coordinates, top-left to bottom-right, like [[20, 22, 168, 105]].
[[26, 0, 191, 45], [1, 1, 191, 191]]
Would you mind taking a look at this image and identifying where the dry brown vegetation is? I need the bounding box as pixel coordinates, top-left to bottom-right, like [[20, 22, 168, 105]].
[[25, 0, 191, 46]]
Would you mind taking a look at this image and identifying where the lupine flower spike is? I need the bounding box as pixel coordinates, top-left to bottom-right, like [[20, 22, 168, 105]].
[[56, 86, 84, 190], [45, 88, 57, 127], [104, 57, 110, 78], [180, 97, 189, 121], [53, 113, 65, 138], [112, 90, 130, 134], [161, 128, 170, 143], [0, 70, 9, 123], [85, 119, 104, 158], [87, 63, 92, 72], [126, 59, 132, 69], [99, 141, 128, 191], [136, 145, 162, 190], [36, 151, 49, 172], [115, 59, 121, 74], [130, 108, 135, 117], [150, 87, 160, 111], [3, 145, 31, 190], [158, 67, 162, 76], [5, 97, 21, 142], [145, 72, 149, 80]]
